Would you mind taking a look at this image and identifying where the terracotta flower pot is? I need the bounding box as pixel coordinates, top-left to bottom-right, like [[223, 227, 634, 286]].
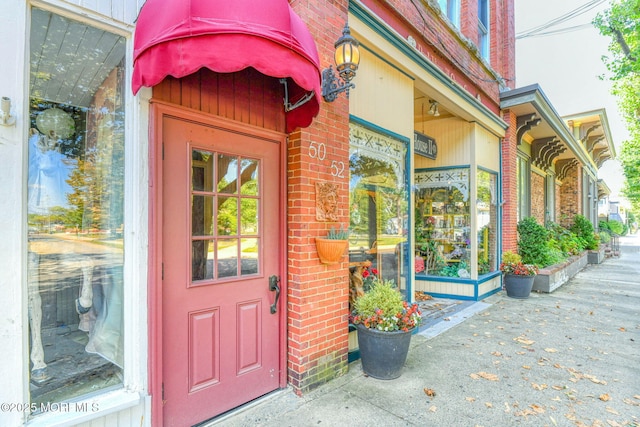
[[315, 238, 348, 264]]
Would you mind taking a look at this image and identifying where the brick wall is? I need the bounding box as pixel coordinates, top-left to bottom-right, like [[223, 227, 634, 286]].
[[558, 166, 582, 227], [360, 0, 515, 114], [531, 172, 545, 224], [287, 0, 351, 394], [500, 110, 517, 252]]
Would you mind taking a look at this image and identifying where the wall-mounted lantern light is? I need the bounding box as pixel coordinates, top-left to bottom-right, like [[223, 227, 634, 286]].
[[321, 23, 360, 102]]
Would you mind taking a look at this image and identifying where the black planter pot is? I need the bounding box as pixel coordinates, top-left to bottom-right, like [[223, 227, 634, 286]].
[[356, 323, 413, 379], [504, 274, 535, 299]]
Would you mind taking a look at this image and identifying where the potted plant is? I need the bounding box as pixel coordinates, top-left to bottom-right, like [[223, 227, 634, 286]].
[[500, 251, 538, 299], [315, 225, 349, 264], [351, 279, 422, 379]]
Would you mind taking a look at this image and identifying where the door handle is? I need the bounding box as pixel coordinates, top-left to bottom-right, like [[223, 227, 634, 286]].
[[269, 275, 280, 314]]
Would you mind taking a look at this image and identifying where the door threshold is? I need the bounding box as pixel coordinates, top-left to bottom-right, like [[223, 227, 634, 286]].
[[194, 388, 290, 426]]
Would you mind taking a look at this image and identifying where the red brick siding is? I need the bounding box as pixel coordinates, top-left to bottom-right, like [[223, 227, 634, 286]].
[[501, 110, 517, 252], [531, 172, 545, 224], [359, 0, 515, 114], [287, 0, 351, 394], [558, 166, 582, 227]]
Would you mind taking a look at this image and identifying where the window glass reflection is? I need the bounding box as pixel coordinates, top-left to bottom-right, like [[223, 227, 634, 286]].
[[27, 8, 125, 408]]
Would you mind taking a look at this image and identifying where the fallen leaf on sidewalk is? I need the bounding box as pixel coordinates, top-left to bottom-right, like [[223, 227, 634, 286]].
[[532, 383, 548, 391], [423, 388, 436, 397], [605, 407, 619, 415], [623, 397, 640, 406], [428, 405, 437, 413], [485, 402, 493, 408], [599, 393, 610, 401], [619, 327, 626, 332], [514, 335, 535, 345], [470, 371, 499, 381], [607, 420, 622, 427], [544, 348, 558, 353], [466, 397, 476, 402], [491, 351, 502, 357]]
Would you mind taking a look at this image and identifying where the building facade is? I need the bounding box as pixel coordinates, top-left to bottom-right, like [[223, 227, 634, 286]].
[[4, 1, 617, 426]]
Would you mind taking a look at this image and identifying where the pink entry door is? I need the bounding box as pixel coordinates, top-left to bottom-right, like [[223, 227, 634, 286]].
[[161, 113, 283, 426]]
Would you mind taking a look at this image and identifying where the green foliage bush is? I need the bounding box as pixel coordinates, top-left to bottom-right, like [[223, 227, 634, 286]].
[[599, 231, 611, 244], [353, 279, 403, 319], [570, 215, 599, 250], [517, 217, 553, 267], [606, 220, 625, 235]]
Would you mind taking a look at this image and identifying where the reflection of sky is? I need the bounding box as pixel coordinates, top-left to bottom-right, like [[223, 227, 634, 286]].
[[28, 133, 74, 214]]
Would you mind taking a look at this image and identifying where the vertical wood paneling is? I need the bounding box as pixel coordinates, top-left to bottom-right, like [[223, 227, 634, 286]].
[[415, 118, 472, 168], [248, 69, 265, 128], [200, 73, 219, 116], [234, 70, 251, 125], [476, 126, 500, 170], [182, 73, 202, 110], [350, 48, 413, 138], [153, 68, 286, 132]]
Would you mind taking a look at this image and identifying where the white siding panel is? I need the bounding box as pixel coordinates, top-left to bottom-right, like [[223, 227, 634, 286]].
[[414, 118, 472, 169], [350, 48, 413, 138]]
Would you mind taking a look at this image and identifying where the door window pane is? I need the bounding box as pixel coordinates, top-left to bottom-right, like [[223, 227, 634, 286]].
[[240, 238, 259, 275], [240, 158, 258, 195], [192, 240, 214, 281], [217, 154, 238, 193], [192, 150, 261, 282], [27, 8, 126, 408]]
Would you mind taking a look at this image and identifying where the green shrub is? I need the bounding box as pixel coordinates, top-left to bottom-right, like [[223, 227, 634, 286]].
[[518, 217, 553, 267], [607, 220, 624, 235], [570, 215, 599, 250], [599, 231, 611, 244], [547, 221, 583, 257]]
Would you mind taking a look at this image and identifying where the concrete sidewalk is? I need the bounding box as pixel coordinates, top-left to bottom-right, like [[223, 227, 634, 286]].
[[208, 237, 640, 427]]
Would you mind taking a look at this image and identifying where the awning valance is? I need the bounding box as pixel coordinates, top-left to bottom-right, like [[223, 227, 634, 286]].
[[132, 0, 321, 132]]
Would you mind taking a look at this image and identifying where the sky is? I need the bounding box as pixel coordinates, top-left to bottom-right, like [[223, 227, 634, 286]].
[[514, 0, 628, 199]]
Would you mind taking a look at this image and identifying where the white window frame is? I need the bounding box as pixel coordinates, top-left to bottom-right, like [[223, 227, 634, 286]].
[[9, 3, 150, 426], [478, 0, 490, 60], [437, 0, 461, 28]]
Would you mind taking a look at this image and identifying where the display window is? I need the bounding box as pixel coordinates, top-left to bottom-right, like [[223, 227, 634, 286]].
[[26, 8, 126, 411], [414, 166, 498, 279], [348, 121, 409, 298], [415, 167, 470, 277], [476, 168, 498, 275]]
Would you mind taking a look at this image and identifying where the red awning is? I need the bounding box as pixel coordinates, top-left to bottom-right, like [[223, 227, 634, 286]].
[[132, 0, 321, 132]]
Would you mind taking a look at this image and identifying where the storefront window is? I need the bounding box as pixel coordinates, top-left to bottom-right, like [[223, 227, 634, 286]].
[[27, 8, 125, 409], [415, 167, 470, 277], [348, 122, 409, 294], [477, 169, 498, 275]]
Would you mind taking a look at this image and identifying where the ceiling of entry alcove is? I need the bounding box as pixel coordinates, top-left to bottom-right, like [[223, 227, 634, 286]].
[[29, 8, 126, 109], [414, 88, 453, 125]]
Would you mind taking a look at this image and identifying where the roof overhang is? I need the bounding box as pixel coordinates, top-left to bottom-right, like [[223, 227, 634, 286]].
[[500, 84, 598, 178]]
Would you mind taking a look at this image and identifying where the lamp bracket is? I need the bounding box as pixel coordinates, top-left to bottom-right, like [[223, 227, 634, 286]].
[[321, 66, 355, 103], [280, 78, 315, 112]]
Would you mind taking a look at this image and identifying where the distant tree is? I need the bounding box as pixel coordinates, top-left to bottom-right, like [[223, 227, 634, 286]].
[[594, 0, 640, 212]]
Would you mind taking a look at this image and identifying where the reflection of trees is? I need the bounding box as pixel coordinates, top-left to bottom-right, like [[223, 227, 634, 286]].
[[28, 98, 125, 233]]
